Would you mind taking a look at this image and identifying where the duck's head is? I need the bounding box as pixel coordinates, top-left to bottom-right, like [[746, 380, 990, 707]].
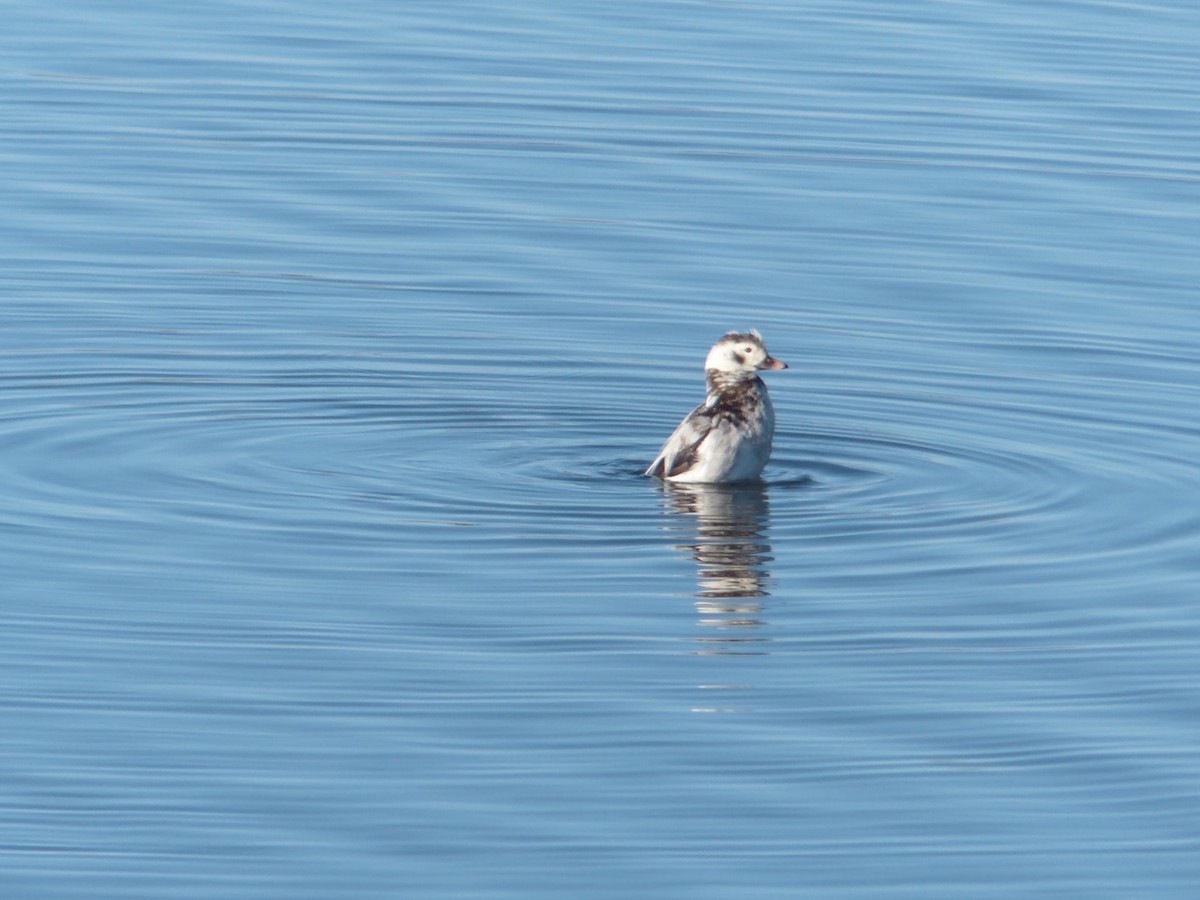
[[704, 330, 787, 375]]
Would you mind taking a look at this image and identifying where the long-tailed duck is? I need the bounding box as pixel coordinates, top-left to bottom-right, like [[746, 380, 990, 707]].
[[646, 330, 788, 483]]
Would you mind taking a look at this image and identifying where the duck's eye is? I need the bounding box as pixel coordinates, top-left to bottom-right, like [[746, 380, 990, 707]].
[[744, 347, 753, 354]]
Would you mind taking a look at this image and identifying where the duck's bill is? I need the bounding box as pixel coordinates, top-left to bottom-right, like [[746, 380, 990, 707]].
[[758, 357, 788, 370]]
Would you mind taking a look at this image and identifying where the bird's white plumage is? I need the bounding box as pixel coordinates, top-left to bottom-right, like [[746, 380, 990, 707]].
[[645, 331, 787, 483]]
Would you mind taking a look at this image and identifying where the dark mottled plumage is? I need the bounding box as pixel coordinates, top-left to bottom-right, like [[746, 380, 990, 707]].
[[706, 376, 766, 428]]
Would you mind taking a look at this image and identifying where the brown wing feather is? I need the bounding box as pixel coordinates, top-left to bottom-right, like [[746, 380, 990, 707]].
[[646, 404, 714, 479]]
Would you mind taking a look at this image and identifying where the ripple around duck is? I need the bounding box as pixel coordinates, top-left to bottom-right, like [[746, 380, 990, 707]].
[[2, 326, 1194, 589]]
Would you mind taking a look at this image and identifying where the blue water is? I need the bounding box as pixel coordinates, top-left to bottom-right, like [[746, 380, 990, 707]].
[[3, 1, 1200, 897]]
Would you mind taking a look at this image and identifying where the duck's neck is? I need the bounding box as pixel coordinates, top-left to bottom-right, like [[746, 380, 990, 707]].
[[705, 368, 758, 396]]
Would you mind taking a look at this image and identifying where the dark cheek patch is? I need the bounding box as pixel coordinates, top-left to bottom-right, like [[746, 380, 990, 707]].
[[732, 352, 745, 365]]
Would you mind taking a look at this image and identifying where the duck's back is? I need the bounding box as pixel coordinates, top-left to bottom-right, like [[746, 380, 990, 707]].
[[656, 378, 775, 483]]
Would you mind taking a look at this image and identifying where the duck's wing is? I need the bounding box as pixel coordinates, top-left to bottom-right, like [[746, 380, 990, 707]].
[[645, 402, 715, 479]]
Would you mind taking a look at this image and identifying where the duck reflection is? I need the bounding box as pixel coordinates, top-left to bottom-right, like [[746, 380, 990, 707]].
[[659, 482, 773, 655]]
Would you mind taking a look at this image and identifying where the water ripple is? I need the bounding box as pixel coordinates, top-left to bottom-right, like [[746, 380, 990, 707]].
[[3, 318, 1193, 592]]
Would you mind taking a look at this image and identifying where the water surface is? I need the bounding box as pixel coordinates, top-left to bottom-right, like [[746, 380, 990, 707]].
[[3, 1, 1200, 898]]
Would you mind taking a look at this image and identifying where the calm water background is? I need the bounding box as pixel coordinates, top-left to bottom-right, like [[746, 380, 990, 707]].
[[3, 1, 1199, 897]]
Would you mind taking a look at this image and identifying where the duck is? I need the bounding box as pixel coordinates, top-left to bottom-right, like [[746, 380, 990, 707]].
[[646, 330, 788, 483]]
